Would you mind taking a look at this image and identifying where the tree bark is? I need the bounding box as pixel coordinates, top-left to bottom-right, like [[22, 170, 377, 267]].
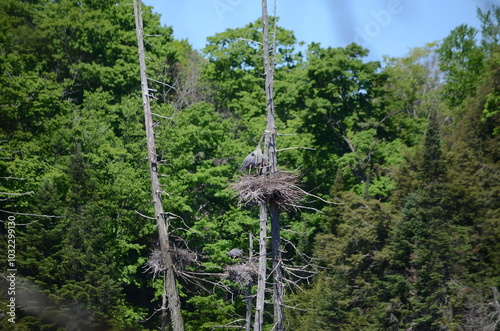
[[246, 233, 254, 331], [253, 201, 267, 331], [261, 1, 284, 330], [269, 201, 283, 330], [133, 1, 184, 330], [262, 1, 277, 174]]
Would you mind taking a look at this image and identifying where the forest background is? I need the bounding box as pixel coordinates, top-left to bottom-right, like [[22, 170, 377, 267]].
[[0, 0, 499, 330]]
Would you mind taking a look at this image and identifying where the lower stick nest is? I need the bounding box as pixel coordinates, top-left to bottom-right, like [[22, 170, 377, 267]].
[[231, 171, 304, 209], [224, 262, 258, 286], [144, 247, 198, 278]]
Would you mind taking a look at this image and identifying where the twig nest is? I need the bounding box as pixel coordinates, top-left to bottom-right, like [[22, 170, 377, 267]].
[[224, 263, 258, 286], [144, 248, 164, 278], [144, 247, 198, 278], [172, 248, 198, 270], [231, 171, 303, 209]]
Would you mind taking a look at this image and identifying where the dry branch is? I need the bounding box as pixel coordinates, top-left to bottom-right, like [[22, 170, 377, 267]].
[[0, 209, 64, 219], [0, 191, 34, 196]]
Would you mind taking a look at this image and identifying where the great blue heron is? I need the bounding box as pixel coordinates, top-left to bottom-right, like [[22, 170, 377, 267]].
[[227, 248, 244, 259], [241, 134, 268, 174]]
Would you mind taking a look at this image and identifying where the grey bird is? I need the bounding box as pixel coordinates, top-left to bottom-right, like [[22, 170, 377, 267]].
[[241, 135, 268, 173], [227, 248, 244, 259]]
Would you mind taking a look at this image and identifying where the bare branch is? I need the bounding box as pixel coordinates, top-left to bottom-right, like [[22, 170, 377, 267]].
[[177, 270, 233, 294], [147, 77, 176, 90], [276, 147, 316, 152], [211, 319, 247, 329], [0, 219, 40, 226], [151, 112, 173, 120], [237, 37, 262, 46], [135, 210, 155, 220], [0, 191, 34, 196], [140, 306, 163, 323], [283, 304, 316, 312], [0, 209, 64, 218], [283, 203, 324, 213], [294, 186, 344, 205]]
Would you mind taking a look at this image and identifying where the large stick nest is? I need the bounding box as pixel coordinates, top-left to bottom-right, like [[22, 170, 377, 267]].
[[224, 262, 258, 286], [231, 171, 303, 209], [144, 247, 198, 278]]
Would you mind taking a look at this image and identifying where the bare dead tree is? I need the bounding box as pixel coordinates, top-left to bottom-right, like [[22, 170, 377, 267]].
[[232, 2, 329, 329], [132, 1, 184, 330], [261, 0, 284, 330]]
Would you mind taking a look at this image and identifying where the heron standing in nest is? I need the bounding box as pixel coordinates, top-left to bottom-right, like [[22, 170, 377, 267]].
[[241, 133, 268, 174], [227, 248, 244, 259]]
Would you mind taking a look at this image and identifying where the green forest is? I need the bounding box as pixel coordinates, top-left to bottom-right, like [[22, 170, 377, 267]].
[[1, 0, 499, 330]]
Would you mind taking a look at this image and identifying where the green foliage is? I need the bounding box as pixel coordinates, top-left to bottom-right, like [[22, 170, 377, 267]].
[[202, 18, 300, 119], [438, 6, 500, 110], [477, 5, 500, 56], [287, 193, 397, 330], [445, 46, 500, 285], [438, 24, 485, 108], [382, 45, 443, 143]]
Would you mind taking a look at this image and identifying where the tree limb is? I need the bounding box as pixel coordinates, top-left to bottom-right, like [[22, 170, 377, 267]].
[[0, 209, 64, 218], [276, 147, 316, 152], [0, 191, 34, 196]]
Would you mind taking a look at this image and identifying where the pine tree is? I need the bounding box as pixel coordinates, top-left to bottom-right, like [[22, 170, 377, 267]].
[[388, 109, 470, 329]]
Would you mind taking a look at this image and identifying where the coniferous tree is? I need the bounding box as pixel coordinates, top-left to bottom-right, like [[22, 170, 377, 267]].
[[388, 110, 470, 330]]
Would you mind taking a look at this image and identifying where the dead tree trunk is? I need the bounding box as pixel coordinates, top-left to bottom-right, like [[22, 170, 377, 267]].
[[246, 233, 254, 331], [133, 1, 184, 330], [269, 202, 283, 330], [254, 202, 267, 331], [261, 1, 284, 330]]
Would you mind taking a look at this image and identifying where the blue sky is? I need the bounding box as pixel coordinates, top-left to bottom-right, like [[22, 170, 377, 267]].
[[143, 0, 492, 62]]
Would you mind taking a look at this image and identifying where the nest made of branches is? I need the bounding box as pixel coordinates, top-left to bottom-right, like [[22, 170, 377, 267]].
[[172, 248, 198, 270], [144, 248, 163, 278], [144, 247, 198, 278], [224, 262, 258, 286], [231, 171, 304, 209]]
